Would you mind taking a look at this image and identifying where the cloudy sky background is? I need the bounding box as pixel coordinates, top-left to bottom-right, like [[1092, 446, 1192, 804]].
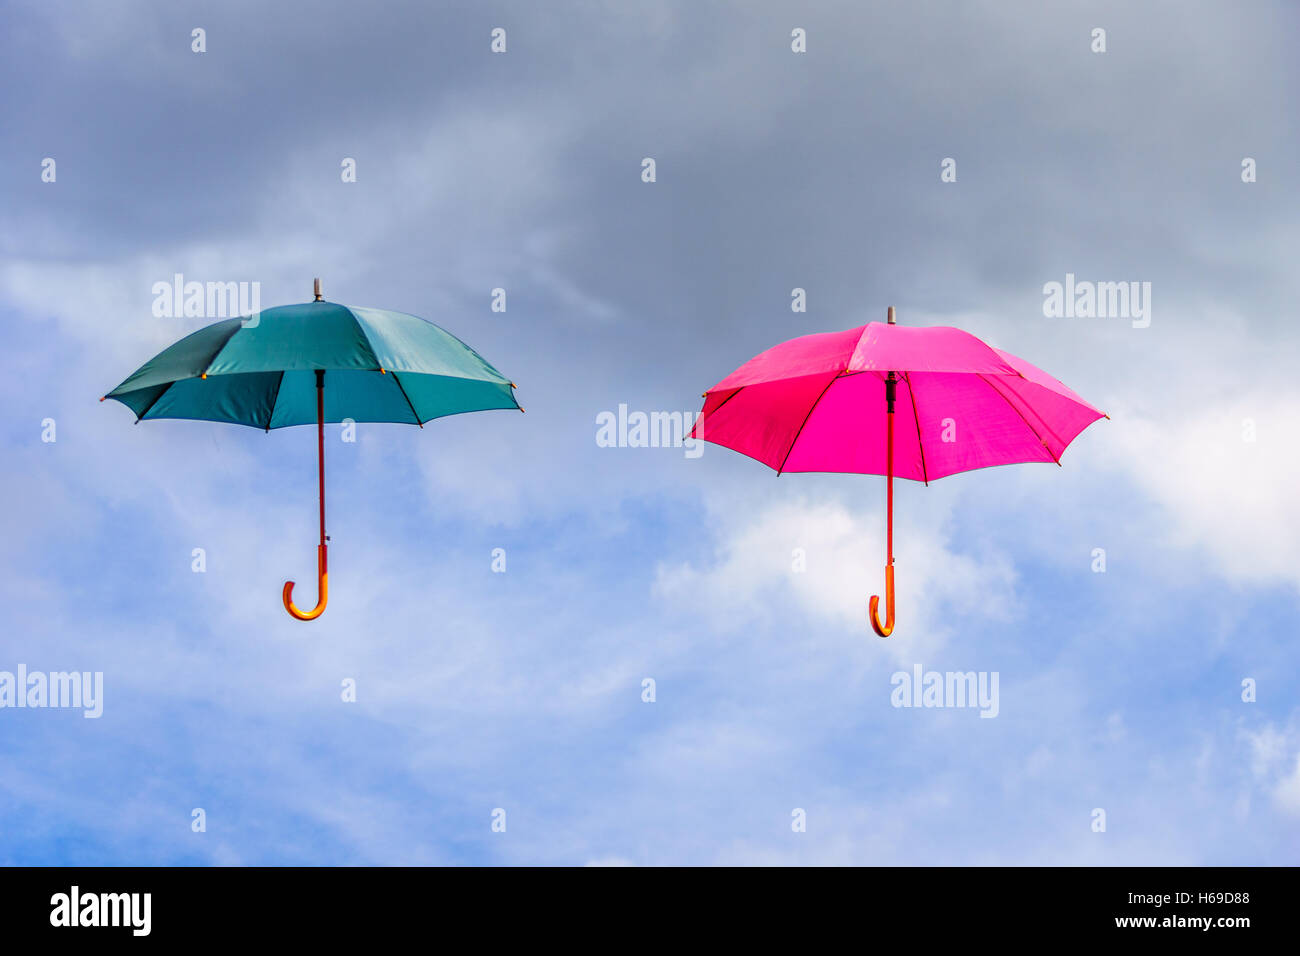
[[1, 0, 1297, 864]]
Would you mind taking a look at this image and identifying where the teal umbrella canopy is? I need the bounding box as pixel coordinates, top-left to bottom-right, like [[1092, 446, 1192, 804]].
[[104, 297, 520, 428]]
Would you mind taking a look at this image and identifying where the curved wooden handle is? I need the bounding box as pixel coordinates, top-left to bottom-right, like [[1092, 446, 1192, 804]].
[[869, 565, 894, 638], [283, 544, 328, 621]]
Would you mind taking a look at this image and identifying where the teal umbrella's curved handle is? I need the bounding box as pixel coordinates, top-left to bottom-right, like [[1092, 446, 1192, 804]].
[[284, 544, 328, 621]]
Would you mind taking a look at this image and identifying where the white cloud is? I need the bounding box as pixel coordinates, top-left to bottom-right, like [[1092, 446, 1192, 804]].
[[1110, 396, 1300, 591], [653, 495, 1018, 663], [1274, 756, 1300, 816], [1241, 720, 1300, 817]]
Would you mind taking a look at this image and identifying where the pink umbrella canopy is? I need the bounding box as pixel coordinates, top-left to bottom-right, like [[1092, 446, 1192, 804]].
[[690, 309, 1106, 636]]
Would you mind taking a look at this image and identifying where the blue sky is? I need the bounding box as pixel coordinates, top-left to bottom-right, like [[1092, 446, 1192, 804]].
[[1, 0, 1298, 864]]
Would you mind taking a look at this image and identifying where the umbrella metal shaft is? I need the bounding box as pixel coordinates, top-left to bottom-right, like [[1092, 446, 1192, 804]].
[[884, 370, 895, 568]]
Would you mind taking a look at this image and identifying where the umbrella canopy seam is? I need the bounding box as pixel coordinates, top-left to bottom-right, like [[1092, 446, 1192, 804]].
[[341, 305, 423, 425], [976, 373, 1062, 465], [901, 371, 929, 486], [389, 372, 424, 426], [776, 373, 841, 476], [132, 381, 175, 423], [198, 316, 265, 378], [263, 369, 286, 431]]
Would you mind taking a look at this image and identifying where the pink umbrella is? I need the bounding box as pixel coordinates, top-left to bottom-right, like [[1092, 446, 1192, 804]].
[[690, 307, 1107, 637]]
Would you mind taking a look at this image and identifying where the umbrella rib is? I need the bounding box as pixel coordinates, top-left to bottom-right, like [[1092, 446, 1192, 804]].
[[704, 386, 744, 416], [1002, 375, 1069, 450], [901, 372, 929, 487], [197, 318, 250, 378], [120, 320, 245, 422], [390, 372, 423, 428], [694, 385, 745, 436], [342, 307, 385, 368], [264, 370, 285, 431], [132, 381, 176, 423], [976, 373, 1061, 465], [344, 305, 424, 427], [776, 374, 840, 476], [991, 372, 1070, 450]]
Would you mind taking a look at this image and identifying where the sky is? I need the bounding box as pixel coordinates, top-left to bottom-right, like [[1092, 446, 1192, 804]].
[[1, 0, 1298, 865]]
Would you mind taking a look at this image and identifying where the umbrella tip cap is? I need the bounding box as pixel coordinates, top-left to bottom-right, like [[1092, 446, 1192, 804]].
[[887, 306, 896, 325], [313, 278, 323, 301]]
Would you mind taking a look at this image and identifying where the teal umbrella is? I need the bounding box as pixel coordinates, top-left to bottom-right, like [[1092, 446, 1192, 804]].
[[103, 279, 522, 620]]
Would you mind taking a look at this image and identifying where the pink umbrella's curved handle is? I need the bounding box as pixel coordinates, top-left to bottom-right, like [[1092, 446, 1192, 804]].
[[870, 565, 894, 638], [283, 543, 328, 621]]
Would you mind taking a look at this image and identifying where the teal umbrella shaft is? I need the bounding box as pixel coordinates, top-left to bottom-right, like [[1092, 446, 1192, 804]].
[[282, 369, 330, 620]]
